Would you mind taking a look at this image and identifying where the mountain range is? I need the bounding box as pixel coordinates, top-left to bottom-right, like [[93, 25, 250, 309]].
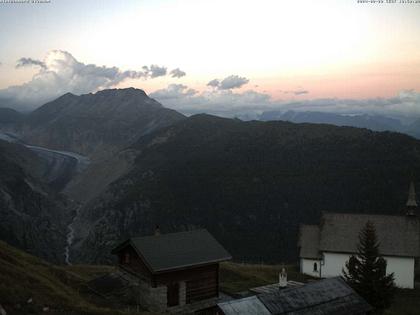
[[259, 110, 420, 140], [1, 88, 420, 265]]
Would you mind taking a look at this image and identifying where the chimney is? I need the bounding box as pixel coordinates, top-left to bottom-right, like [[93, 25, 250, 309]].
[[405, 181, 418, 216], [154, 225, 161, 236], [279, 267, 287, 289]]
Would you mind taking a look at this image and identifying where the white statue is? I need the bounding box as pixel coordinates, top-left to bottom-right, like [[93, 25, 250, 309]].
[[279, 267, 287, 288]]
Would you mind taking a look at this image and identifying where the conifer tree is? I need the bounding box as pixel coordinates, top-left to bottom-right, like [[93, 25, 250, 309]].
[[342, 221, 396, 313]]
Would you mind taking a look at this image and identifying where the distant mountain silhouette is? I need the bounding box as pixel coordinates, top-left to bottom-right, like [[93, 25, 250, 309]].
[[260, 110, 403, 132]]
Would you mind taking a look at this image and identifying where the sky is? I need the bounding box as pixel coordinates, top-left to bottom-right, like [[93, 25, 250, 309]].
[[0, 0, 419, 115]]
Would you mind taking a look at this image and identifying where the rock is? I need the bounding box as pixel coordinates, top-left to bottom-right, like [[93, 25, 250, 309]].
[[0, 304, 7, 315]]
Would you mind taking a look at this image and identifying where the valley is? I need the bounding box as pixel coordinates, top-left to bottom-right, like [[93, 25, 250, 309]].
[[2, 88, 420, 267], [0, 131, 90, 191], [0, 131, 89, 264]]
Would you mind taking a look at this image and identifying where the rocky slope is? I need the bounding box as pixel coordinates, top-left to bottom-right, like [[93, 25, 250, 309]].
[[73, 114, 420, 264], [19, 88, 185, 159], [0, 140, 72, 263]]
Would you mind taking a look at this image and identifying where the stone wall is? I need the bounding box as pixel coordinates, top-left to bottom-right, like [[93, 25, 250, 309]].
[[138, 280, 167, 312], [179, 281, 186, 306]]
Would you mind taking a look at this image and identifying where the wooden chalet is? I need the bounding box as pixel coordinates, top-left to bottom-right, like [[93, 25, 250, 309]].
[[111, 229, 232, 312]]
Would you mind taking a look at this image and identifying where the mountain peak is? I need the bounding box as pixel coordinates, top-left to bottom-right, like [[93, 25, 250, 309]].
[[93, 87, 148, 98]]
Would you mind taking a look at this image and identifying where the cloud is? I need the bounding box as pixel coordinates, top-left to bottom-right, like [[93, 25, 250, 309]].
[[293, 90, 309, 95], [275, 91, 420, 117], [207, 75, 249, 90], [283, 89, 309, 95], [207, 79, 220, 88], [219, 75, 249, 90], [170, 68, 186, 78], [0, 50, 178, 111], [151, 84, 197, 100], [147, 64, 167, 78], [16, 57, 46, 69], [150, 83, 271, 116]]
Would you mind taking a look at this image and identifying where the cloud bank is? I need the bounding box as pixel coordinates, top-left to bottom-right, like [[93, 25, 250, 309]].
[[0, 50, 184, 111], [151, 83, 420, 120], [150, 83, 272, 117]]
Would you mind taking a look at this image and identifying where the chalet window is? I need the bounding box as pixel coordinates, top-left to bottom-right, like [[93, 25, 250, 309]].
[[313, 262, 318, 272], [124, 252, 130, 264]]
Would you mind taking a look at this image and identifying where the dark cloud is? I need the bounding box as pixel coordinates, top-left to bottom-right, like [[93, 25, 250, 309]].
[[16, 57, 46, 69], [170, 68, 186, 78]]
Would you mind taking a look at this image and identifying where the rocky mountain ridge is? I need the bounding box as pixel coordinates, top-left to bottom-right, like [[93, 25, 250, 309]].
[[17, 88, 185, 159]]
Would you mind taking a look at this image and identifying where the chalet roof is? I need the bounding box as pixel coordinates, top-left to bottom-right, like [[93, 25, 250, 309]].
[[111, 229, 232, 273], [319, 212, 420, 257], [298, 225, 321, 259], [218, 296, 271, 315], [218, 278, 371, 315], [258, 277, 371, 315]]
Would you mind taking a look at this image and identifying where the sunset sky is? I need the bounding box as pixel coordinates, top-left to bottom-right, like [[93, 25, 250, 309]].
[[0, 0, 419, 113]]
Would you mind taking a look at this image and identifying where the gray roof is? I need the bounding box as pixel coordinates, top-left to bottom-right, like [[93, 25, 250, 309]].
[[298, 225, 321, 259], [112, 229, 232, 273], [319, 212, 420, 257], [218, 296, 271, 315], [218, 278, 371, 315], [257, 277, 371, 315]]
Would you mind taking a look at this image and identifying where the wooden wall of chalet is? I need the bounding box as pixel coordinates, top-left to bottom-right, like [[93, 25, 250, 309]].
[[116, 245, 220, 304], [155, 264, 219, 304], [117, 245, 152, 281]]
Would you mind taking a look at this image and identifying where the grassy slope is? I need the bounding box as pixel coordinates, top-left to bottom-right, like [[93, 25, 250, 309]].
[[385, 289, 420, 315], [1, 240, 418, 314], [0, 240, 151, 315]]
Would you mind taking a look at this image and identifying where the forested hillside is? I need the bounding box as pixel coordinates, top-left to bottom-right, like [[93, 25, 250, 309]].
[[75, 114, 420, 263]]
